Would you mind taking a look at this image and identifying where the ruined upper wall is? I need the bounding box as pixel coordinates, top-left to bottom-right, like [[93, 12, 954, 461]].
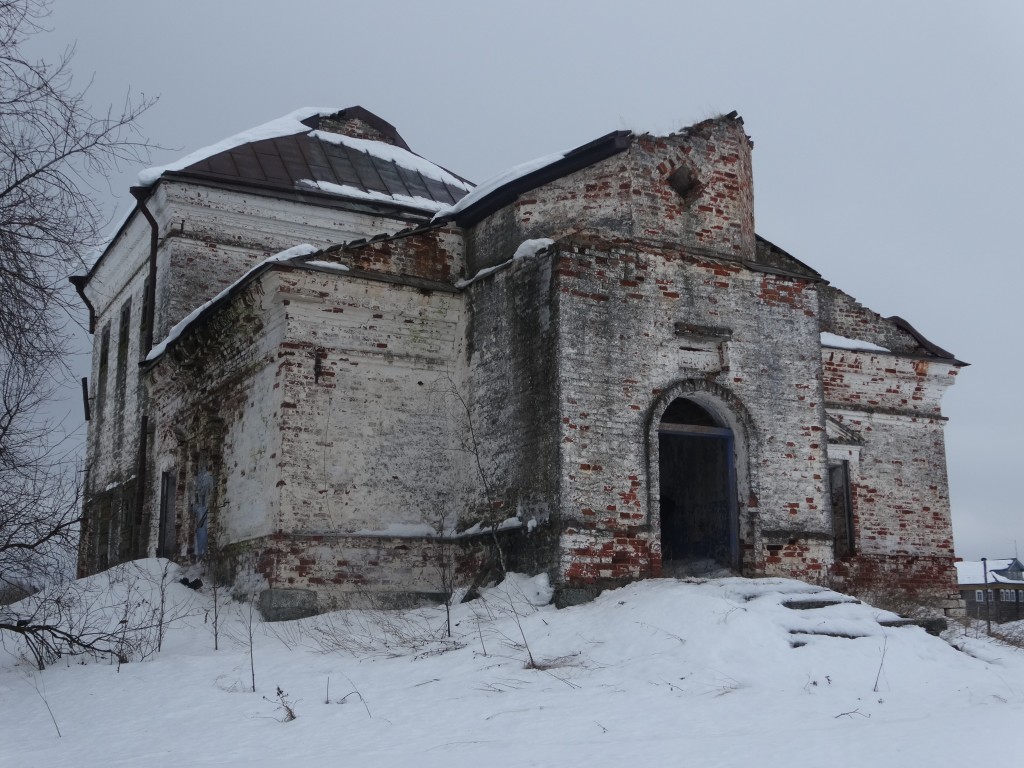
[[819, 284, 958, 361], [465, 115, 755, 275], [314, 226, 464, 285]]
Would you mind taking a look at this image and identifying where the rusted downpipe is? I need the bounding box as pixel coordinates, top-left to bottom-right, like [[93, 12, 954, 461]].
[[130, 186, 159, 354], [68, 275, 96, 333]]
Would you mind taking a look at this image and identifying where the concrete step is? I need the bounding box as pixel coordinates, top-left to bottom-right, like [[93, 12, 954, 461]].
[[877, 617, 947, 636], [782, 598, 861, 610]]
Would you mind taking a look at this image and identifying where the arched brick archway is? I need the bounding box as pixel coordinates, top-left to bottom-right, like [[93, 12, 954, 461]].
[[646, 381, 756, 575]]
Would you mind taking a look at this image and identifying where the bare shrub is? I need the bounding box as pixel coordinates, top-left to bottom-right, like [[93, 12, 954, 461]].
[[263, 686, 297, 722], [0, 560, 192, 669]]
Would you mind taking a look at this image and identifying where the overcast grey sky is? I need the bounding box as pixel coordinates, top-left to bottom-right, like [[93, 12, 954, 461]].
[[33, 0, 1024, 560]]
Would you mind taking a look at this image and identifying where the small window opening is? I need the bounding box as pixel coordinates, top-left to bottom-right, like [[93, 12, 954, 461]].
[[829, 461, 855, 558]]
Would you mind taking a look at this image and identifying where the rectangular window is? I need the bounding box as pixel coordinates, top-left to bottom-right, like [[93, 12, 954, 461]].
[[139, 277, 150, 349], [115, 299, 132, 397], [116, 485, 133, 563], [157, 471, 177, 559], [95, 497, 112, 571], [975, 590, 984, 602], [96, 323, 110, 419], [829, 461, 855, 557]]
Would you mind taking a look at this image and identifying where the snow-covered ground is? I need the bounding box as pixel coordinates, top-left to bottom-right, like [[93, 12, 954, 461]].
[[2, 560, 1022, 767]]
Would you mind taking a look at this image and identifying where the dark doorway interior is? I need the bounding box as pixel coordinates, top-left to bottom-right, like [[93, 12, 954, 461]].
[[658, 399, 737, 574]]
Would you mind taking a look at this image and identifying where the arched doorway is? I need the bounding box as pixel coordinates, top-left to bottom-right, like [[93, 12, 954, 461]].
[[657, 398, 738, 576]]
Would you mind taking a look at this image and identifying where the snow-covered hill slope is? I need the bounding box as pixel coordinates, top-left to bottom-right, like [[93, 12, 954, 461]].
[[2, 560, 1022, 767]]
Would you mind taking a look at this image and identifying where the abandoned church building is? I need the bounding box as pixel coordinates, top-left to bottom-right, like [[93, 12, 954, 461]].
[[73, 106, 966, 617]]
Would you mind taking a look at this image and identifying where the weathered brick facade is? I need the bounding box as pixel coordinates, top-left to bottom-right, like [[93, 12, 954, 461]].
[[74, 108, 965, 616]]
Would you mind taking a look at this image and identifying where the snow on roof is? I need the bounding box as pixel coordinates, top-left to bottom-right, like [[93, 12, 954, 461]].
[[956, 559, 1021, 585], [297, 179, 449, 214], [309, 130, 472, 193], [455, 238, 555, 288], [301, 260, 350, 272], [820, 332, 890, 353], [145, 243, 318, 362], [434, 150, 566, 221], [138, 109, 473, 214], [138, 108, 336, 186]]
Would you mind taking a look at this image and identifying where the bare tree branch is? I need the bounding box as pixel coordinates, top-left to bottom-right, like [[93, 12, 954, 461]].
[[0, 0, 157, 664]]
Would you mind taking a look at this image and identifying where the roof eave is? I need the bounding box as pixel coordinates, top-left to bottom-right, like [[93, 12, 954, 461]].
[[888, 315, 968, 367], [162, 170, 447, 218]]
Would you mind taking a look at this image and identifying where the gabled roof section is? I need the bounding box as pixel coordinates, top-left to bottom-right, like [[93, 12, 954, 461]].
[[143, 107, 473, 215], [887, 316, 958, 363], [825, 415, 864, 446], [752, 235, 822, 281], [435, 130, 633, 227]]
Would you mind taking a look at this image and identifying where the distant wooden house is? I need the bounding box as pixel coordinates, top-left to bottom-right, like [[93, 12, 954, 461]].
[[956, 558, 1024, 622]]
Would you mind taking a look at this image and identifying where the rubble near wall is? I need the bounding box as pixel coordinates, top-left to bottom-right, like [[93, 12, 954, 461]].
[[465, 114, 755, 276]]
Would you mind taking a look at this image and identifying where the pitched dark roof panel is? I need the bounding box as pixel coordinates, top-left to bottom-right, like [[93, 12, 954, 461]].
[[163, 108, 471, 214]]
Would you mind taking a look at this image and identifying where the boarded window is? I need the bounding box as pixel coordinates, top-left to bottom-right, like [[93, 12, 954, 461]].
[[829, 461, 855, 558]]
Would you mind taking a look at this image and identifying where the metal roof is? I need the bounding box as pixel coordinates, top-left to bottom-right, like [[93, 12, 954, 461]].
[[163, 108, 471, 213]]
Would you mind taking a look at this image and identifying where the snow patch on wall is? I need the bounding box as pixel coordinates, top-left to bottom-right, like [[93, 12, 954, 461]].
[[297, 179, 448, 213], [820, 332, 890, 353], [455, 238, 555, 288], [302, 260, 350, 272]]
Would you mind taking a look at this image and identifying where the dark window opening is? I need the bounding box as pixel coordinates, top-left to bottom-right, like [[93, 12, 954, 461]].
[[157, 471, 177, 559], [117, 481, 139, 562], [139, 277, 150, 352], [661, 398, 718, 427], [96, 324, 110, 420], [95, 498, 112, 571], [829, 461, 855, 558], [658, 398, 738, 576], [115, 299, 131, 397]]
